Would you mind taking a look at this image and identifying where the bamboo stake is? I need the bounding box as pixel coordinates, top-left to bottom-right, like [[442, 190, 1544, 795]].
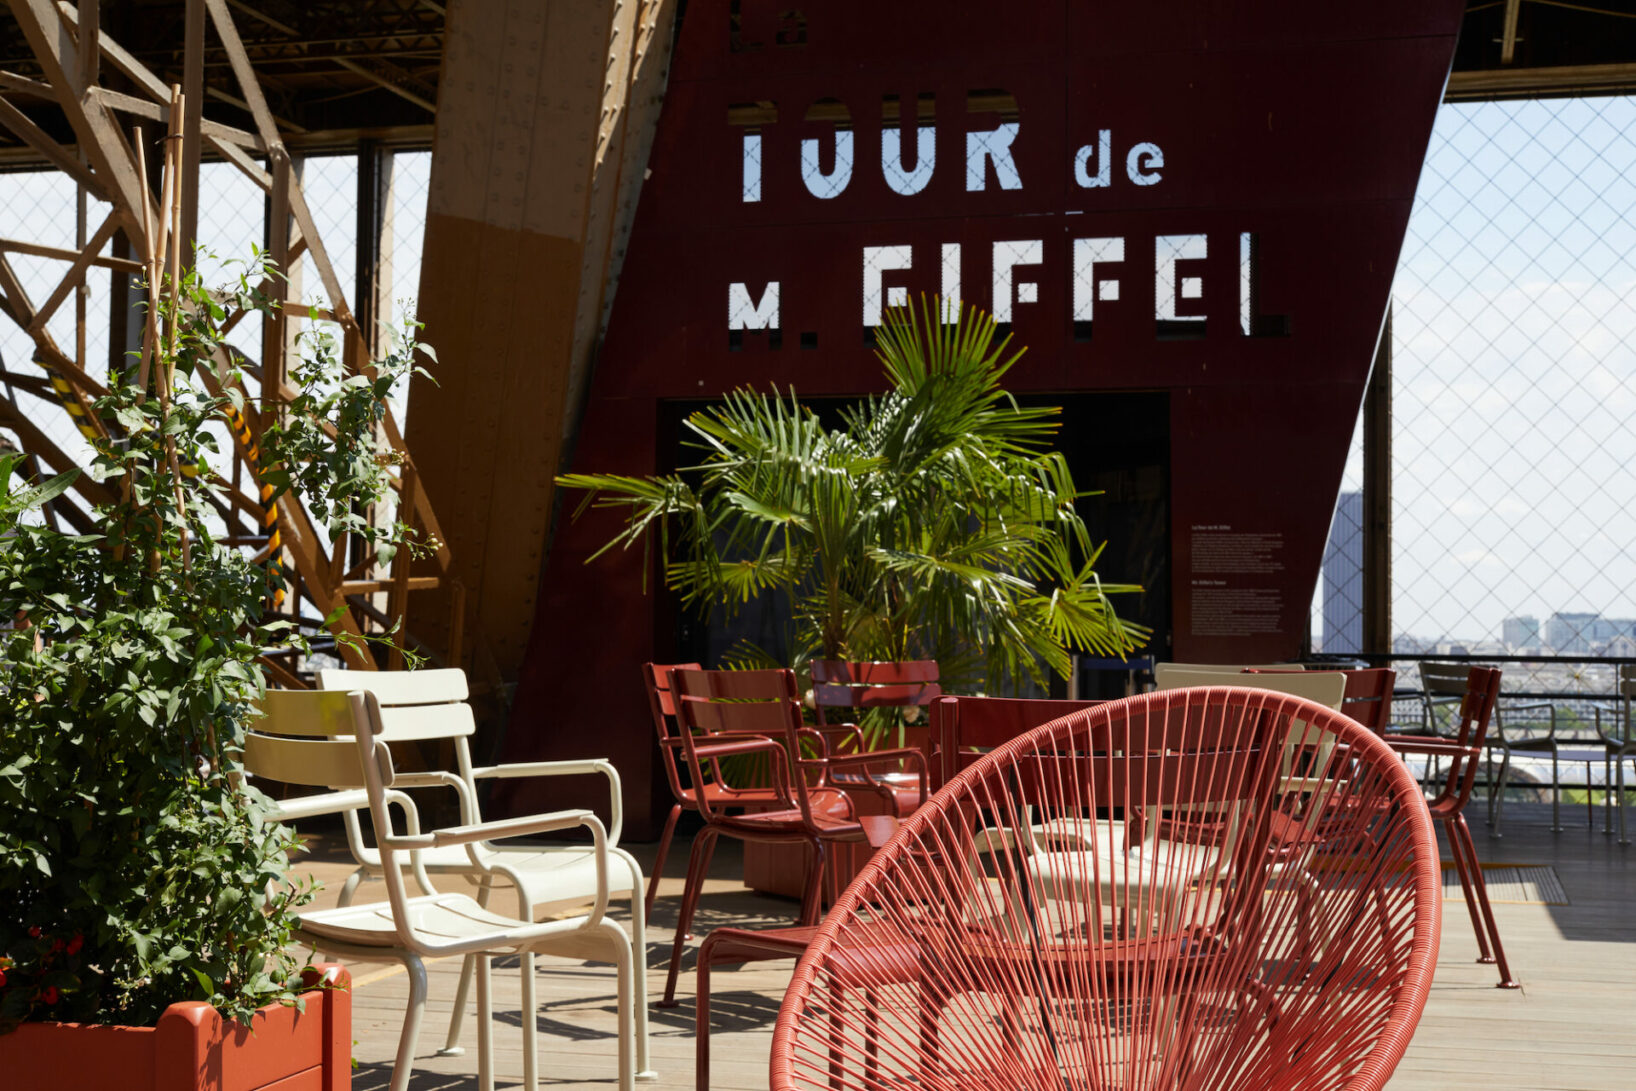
[[164, 85, 189, 574]]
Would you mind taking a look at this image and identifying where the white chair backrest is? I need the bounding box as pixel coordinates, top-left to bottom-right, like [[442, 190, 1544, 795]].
[[317, 668, 477, 742], [1154, 662, 1304, 687], [1153, 668, 1346, 835], [1154, 667, 1345, 710], [247, 688, 370, 788]]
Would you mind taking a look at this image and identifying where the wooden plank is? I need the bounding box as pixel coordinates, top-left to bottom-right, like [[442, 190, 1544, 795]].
[[0, 94, 108, 198], [11, 0, 153, 245], [0, 234, 142, 273], [25, 209, 120, 334], [201, 0, 283, 149], [0, 391, 118, 509], [180, 0, 204, 253], [206, 131, 274, 190], [85, 87, 262, 150], [284, 167, 355, 323]]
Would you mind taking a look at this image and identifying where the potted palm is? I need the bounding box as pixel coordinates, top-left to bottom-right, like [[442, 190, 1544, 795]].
[[0, 254, 419, 1088], [560, 296, 1149, 698], [559, 298, 1149, 889]]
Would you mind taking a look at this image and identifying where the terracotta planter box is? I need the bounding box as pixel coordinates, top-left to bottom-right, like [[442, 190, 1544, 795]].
[[0, 963, 352, 1091]]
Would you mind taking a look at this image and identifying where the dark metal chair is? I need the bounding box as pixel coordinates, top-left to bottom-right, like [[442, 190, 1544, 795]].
[[1382, 665, 1519, 987]]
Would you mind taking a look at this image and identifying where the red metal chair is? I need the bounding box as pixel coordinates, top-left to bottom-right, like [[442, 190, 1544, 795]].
[[660, 667, 927, 1006], [932, 693, 1107, 790], [1338, 667, 1398, 732], [1380, 665, 1518, 988], [772, 688, 1444, 1091], [812, 659, 942, 815], [640, 661, 785, 917]]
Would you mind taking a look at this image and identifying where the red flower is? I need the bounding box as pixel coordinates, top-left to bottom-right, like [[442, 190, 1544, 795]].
[[27, 926, 41, 938], [0, 967, 8, 988], [42, 986, 59, 1005], [66, 934, 83, 956]]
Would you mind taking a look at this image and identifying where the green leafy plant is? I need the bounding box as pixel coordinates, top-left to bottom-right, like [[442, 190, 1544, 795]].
[[262, 319, 434, 571], [0, 254, 422, 1031], [559, 297, 1149, 694]]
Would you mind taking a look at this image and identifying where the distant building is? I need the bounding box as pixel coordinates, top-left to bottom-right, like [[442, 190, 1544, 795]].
[[1502, 615, 1540, 651], [1321, 491, 1364, 653], [1605, 634, 1636, 659], [1548, 611, 1599, 654], [1393, 634, 1435, 656]]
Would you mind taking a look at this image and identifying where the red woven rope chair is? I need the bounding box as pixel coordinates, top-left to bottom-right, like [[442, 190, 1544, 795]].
[[640, 661, 785, 916], [661, 667, 927, 1006], [1379, 665, 1518, 988], [772, 687, 1442, 1091], [692, 695, 1105, 1089]]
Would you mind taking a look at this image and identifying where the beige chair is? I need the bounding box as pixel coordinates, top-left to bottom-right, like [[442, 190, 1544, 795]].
[[314, 668, 653, 1077], [1153, 661, 1305, 685], [1154, 665, 1344, 710], [246, 688, 641, 1091]]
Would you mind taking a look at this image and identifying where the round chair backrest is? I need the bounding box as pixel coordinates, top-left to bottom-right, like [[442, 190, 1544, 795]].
[[772, 686, 1441, 1091]]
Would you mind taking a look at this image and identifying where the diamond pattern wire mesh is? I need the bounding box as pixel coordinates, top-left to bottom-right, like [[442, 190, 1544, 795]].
[[1313, 96, 1636, 689], [0, 170, 111, 512], [1390, 96, 1636, 671]]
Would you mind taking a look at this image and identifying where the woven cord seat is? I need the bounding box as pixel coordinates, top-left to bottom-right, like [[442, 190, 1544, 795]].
[[771, 686, 1441, 1091]]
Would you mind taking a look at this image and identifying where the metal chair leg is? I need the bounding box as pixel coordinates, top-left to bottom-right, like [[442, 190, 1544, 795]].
[[388, 953, 428, 1091], [441, 874, 496, 1054], [799, 838, 827, 926], [477, 954, 495, 1091], [1550, 749, 1562, 832], [1443, 814, 1493, 965], [337, 867, 365, 908], [1491, 754, 1513, 838], [607, 921, 637, 1091], [1452, 814, 1518, 988], [663, 828, 718, 1006], [614, 848, 658, 1080], [520, 951, 538, 1091], [645, 802, 682, 918]]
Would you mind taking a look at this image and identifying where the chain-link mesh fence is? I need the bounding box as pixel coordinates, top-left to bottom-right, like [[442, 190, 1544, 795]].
[[1312, 96, 1636, 691], [1392, 95, 1636, 663]]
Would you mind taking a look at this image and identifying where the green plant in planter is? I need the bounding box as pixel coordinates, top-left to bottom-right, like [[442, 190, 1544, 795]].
[[0, 254, 423, 1032], [559, 297, 1150, 696]]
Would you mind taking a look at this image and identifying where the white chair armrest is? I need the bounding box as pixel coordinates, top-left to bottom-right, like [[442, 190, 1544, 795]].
[[469, 759, 624, 846], [430, 807, 599, 847], [270, 788, 372, 822], [406, 809, 610, 928]]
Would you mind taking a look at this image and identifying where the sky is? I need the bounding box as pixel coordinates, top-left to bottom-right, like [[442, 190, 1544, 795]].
[[1319, 95, 1636, 646]]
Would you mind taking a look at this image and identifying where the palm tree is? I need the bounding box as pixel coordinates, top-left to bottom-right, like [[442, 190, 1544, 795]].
[[558, 297, 1149, 693]]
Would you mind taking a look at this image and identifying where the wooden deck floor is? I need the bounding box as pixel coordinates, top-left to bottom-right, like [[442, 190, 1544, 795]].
[[290, 800, 1635, 1090]]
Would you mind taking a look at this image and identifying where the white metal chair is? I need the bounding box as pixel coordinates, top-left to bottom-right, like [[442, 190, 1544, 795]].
[[246, 688, 641, 1091], [314, 668, 653, 1077]]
